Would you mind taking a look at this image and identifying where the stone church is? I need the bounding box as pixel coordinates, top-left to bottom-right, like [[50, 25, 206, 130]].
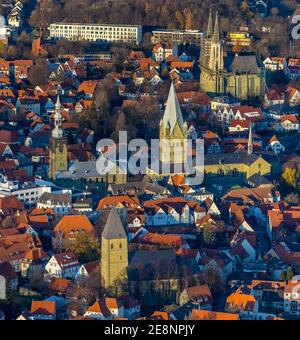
[[199, 11, 266, 100]]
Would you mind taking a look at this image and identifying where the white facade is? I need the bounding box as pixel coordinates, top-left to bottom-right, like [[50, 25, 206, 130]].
[[45, 256, 80, 280], [284, 290, 300, 316], [49, 23, 142, 44], [267, 140, 285, 155], [263, 57, 287, 71], [145, 205, 197, 227], [0, 175, 51, 206]]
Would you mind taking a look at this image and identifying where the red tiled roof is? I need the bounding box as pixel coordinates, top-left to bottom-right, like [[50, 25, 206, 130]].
[[31, 301, 56, 316]]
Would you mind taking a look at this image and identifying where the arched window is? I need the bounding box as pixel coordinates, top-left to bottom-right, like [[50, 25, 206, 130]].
[[119, 243, 122, 249], [111, 243, 114, 250]]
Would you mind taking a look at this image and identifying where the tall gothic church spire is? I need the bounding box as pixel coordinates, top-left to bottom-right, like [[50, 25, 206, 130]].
[[161, 82, 185, 134], [207, 9, 213, 38], [212, 11, 220, 42]]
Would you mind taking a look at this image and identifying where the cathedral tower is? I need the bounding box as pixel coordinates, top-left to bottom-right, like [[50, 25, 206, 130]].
[[48, 96, 68, 180], [101, 207, 128, 288], [199, 11, 225, 94]]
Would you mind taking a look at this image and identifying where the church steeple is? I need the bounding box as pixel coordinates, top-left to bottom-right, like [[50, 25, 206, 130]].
[[48, 95, 68, 180], [212, 11, 220, 42], [161, 82, 185, 134], [101, 207, 128, 288], [207, 9, 213, 38], [248, 123, 253, 155], [52, 95, 63, 139]]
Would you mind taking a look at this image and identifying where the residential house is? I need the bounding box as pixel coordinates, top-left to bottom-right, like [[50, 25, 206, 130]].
[[21, 248, 49, 281], [0, 262, 18, 299], [266, 135, 285, 155], [44, 251, 80, 280], [29, 301, 56, 320], [37, 192, 72, 215], [179, 284, 212, 309], [53, 214, 95, 241]]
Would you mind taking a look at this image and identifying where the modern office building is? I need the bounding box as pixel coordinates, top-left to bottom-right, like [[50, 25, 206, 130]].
[[49, 23, 142, 44], [151, 29, 203, 45]]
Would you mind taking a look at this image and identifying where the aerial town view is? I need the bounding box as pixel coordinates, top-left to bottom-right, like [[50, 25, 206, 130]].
[[0, 0, 300, 325]]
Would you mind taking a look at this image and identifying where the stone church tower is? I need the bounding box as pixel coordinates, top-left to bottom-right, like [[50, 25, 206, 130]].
[[200, 11, 225, 94], [48, 96, 68, 180], [101, 207, 128, 288], [159, 82, 188, 165]]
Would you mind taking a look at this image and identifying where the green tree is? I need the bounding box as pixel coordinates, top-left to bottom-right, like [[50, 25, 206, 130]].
[[203, 223, 218, 246], [286, 266, 294, 281], [65, 232, 100, 263], [282, 167, 298, 189], [108, 270, 129, 297]]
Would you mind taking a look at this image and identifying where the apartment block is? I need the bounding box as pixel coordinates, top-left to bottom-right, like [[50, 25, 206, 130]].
[[49, 23, 142, 44]]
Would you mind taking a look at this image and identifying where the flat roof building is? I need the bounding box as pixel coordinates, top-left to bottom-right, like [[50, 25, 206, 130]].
[[49, 23, 142, 45], [152, 29, 203, 45]]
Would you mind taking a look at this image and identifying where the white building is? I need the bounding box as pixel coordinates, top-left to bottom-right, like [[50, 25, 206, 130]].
[[0, 15, 10, 39], [8, 1, 24, 28], [276, 115, 300, 132], [263, 57, 287, 71], [266, 136, 285, 155], [0, 173, 51, 206], [49, 23, 142, 44], [284, 283, 300, 317], [45, 252, 80, 280], [152, 43, 178, 63]]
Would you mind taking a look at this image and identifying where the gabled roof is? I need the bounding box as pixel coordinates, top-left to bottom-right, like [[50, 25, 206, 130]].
[[48, 278, 71, 294], [56, 213, 97, 235], [184, 284, 212, 303], [187, 310, 239, 320], [86, 299, 111, 317], [102, 207, 127, 240], [226, 292, 256, 312], [30, 301, 56, 316]]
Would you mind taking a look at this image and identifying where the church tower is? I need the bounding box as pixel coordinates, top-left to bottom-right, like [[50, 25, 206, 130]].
[[48, 96, 68, 180], [159, 82, 188, 165], [200, 11, 225, 94], [101, 207, 128, 288]]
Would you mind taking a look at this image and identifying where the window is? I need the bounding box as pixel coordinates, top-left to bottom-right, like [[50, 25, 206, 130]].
[[111, 243, 113, 250], [119, 243, 122, 249]]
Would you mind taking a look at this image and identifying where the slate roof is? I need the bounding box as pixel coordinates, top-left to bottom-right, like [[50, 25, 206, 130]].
[[204, 150, 260, 166], [102, 207, 127, 240], [161, 82, 185, 134], [225, 53, 263, 75], [38, 192, 72, 206]]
